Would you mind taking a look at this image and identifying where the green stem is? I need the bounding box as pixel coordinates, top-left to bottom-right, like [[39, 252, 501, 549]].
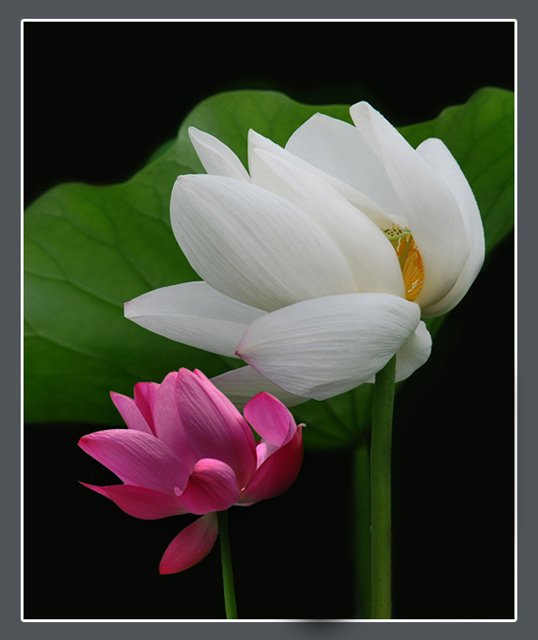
[[217, 510, 238, 619], [370, 355, 396, 619]]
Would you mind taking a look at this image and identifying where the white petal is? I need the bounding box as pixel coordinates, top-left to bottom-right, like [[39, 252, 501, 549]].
[[416, 138, 485, 316], [284, 114, 407, 221], [170, 174, 357, 312], [236, 293, 421, 400], [394, 321, 432, 381], [188, 127, 250, 182], [210, 365, 309, 410], [350, 102, 471, 309], [124, 281, 266, 358], [250, 128, 405, 228], [249, 147, 405, 297], [365, 320, 432, 383]]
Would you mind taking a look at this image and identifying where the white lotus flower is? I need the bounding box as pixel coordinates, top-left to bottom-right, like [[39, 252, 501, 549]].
[[125, 102, 484, 406]]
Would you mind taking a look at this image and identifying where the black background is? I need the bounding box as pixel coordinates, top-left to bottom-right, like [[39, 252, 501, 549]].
[[23, 20, 515, 620]]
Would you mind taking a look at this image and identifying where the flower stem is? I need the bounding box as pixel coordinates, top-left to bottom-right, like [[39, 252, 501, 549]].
[[370, 355, 396, 619], [217, 510, 238, 619]]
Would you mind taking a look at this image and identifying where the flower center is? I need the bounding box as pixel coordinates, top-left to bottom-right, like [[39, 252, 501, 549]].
[[382, 225, 424, 302]]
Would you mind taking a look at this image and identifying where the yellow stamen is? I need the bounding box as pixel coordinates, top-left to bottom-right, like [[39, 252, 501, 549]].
[[382, 225, 424, 302]]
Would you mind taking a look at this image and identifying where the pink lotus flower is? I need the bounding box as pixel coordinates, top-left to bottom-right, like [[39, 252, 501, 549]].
[[79, 368, 303, 574]]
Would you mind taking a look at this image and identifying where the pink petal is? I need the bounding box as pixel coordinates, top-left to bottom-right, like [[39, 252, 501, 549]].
[[78, 429, 190, 495], [175, 369, 257, 490], [243, 392, 297, 447], [177, 458, 241, 515], [81, 483, 189, 519], [133, 382, 160, 434], [159, 513, 219, 574], [152, 371, 197, 469], [110, 391, 154, 435], [238, 427, 303, 506], [254, 440, 279, 468]]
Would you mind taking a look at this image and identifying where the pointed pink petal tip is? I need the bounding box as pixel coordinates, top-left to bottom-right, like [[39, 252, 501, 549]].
[[109, 390, 154, 435], [80, 482, 188, 519], [243, 391, 297, 447]]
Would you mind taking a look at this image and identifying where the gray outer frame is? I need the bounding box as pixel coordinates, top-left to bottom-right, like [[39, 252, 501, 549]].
[[10, 1, 529, 639]]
